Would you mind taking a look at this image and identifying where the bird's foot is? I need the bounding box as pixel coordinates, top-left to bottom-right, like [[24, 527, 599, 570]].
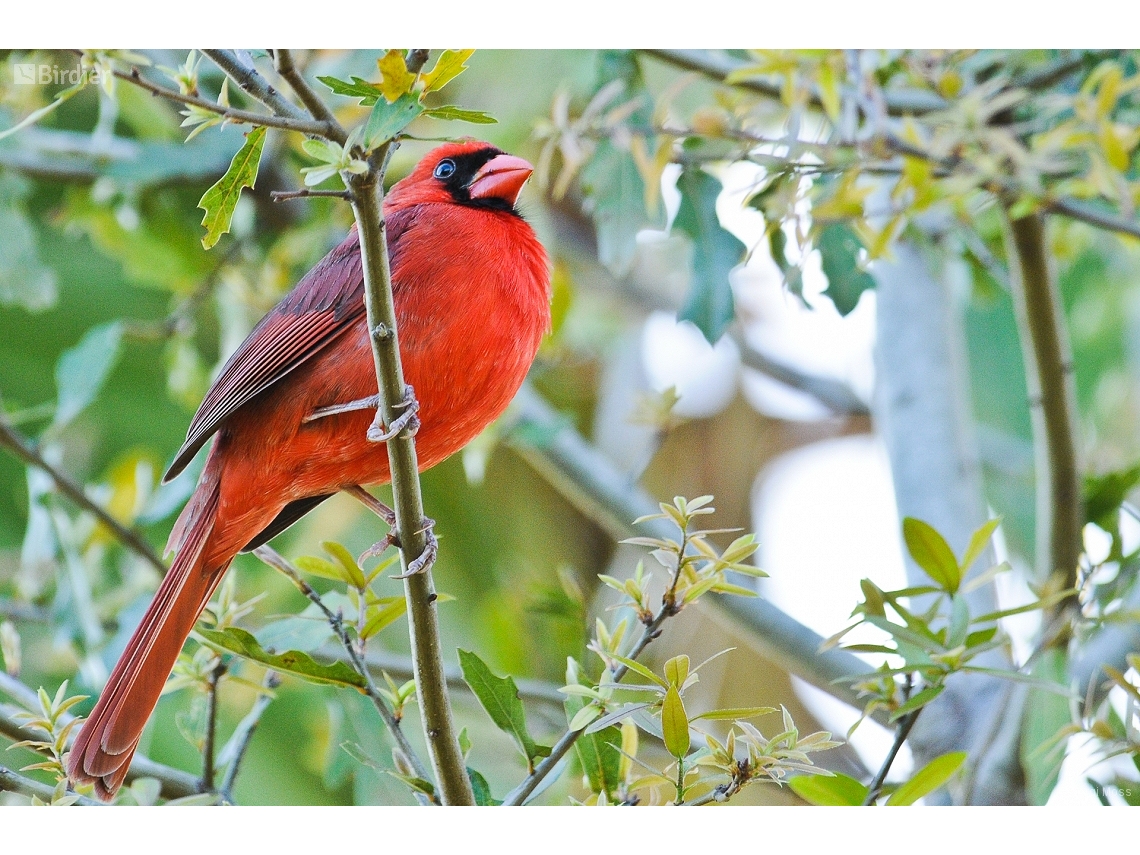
[[345, 485, 396, 526], [302, 394, 381, 423], [393, 517, 438, 578], [367, 384, 420, 443]]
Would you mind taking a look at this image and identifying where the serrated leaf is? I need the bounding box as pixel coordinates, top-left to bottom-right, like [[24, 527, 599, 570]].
[[902, 517, 960, 593], [458, 649, 544, 764], [376, 50, 417, 102], [789, 772, 868, 805], [422, 105, 497, 124], [421, 49, 475, 94], [197, 627, 366, 689], [197, 126, 264, 250], [886, 751, 967, 805], [580, 139, 663, 276], [674, 168, 743, 342], [363, 93, 424, 148], [54, 321, 123, 428], [661, 685, 690, 759], [818, 224, 875, 316]]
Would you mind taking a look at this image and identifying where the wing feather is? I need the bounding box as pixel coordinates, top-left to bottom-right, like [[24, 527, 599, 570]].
[[163, 209, 417, 482]]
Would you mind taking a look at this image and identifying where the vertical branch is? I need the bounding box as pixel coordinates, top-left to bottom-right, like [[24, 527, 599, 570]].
[[1005, 210, 1082, 635], [200, 659, 226, 792], [343, 149, 474, 806]]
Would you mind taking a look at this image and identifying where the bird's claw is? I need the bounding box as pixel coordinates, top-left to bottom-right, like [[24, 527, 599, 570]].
[[303, 394, 381, 423], [394, 518, 438, 578], [367, 385, 421, 443]]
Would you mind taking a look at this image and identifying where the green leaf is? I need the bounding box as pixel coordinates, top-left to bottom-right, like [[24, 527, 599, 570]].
[[564, 690, 622, 797], [946, 594, 970, 649], [376, 50, 417, 102], [422, 105, 497, 124], [690, 706, 776, 721], [316, 75, 384, 105], [197, 126, 265, 250], [421, 49, 476, 94], [902, 517, 961, 593], [886, 751, 966, 805], [661, 685, 690, 759], [580, 139, 663, 276], [1021, 648, 1070, 805], [789, 772, 868, 805], [197, 627, 366, 689], [961, 517, 1001, 573], [1084, 463, 1140, 530], [363, 93, 424, 149], [664, 654, 690, 688], [54, 321, 123, 428], [768, 227, 804, 300], [359, 597, 407, 639], [467, 767, 501, 806], [674, 167, 744, 343], [458, 649, 544, 764], [0, 178, 57, 311], [889, 684, 945, 721], [321, 541, 367, 590], [818, 224, 875, 316]]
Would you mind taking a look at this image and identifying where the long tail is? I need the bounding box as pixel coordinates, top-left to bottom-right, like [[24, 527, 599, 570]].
[[67, 473, 224, 801]]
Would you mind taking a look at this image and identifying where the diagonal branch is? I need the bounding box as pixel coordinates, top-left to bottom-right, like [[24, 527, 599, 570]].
[[272, 49, 346, 135], [0, 419, 166, 574], [250, 545, 433, 790], [113, 66, 334, 138]]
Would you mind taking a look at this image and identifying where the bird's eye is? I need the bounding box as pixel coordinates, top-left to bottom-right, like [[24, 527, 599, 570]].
[[433, 159, 456, 180]]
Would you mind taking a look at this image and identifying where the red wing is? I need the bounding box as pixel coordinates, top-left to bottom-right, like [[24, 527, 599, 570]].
[[164, 208, 418, 482]]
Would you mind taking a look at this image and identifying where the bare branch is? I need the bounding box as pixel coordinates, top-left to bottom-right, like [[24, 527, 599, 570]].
[[113, 67, 334, 138], [0, 764, 98, 805], [0, 419, 166, 575], [272, 49, 345, 134]]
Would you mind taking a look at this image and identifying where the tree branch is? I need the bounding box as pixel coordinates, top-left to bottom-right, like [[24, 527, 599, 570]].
[[0, 418, 166, 575], [113, 67, 334, 138], [863, 707, 922, 804], [502, 606, 673, 806], [250, 545, 433, 791], [1004, 211, 1082, 633], [0, 764, 98, 805], [272, 50, 345, 134], [0, 675, 198, 799], [200, 50, 308, 123], [343, 140, 474, 805], [200, 659, 226, 792], [217, 670, 280, 804]]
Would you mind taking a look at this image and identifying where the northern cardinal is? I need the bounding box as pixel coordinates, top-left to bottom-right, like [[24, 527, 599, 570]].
[[67, 140, 550, 800]]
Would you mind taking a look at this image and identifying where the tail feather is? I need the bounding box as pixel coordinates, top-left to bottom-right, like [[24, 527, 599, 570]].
[[68, 476, 223, 800]]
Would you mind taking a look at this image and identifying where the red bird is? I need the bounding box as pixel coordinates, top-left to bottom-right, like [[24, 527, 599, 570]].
[[67, 141, 550, 800]]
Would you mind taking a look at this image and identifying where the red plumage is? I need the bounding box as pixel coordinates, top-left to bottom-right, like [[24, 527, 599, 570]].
[[67, 141, 550, 800]]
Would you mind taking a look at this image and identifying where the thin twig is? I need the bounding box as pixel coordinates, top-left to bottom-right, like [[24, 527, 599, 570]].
[[200, 659, 226, 792], [272, 49, 346, 136], [345, 128, 474, 804], [0, 419, 166, 575], [502, 608, 672, 806], [250, 546, 433, 789], [863, 708, 923, 804], [0, 675, 198, 799], [218, 670, 280, 804], [0, 764, 99, 805], [113, 67, 334, 138], [200, 50, 309, 123], [271, 188, 351, 202]]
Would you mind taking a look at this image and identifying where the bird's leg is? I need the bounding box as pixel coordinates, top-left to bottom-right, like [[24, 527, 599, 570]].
[[345, 485, 438, 577], [367, 384, 420, 443], [302, 394, 381, 423]]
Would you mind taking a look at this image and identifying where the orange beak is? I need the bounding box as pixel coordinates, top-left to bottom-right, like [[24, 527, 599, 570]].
[[468, 154, 534, 206]]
